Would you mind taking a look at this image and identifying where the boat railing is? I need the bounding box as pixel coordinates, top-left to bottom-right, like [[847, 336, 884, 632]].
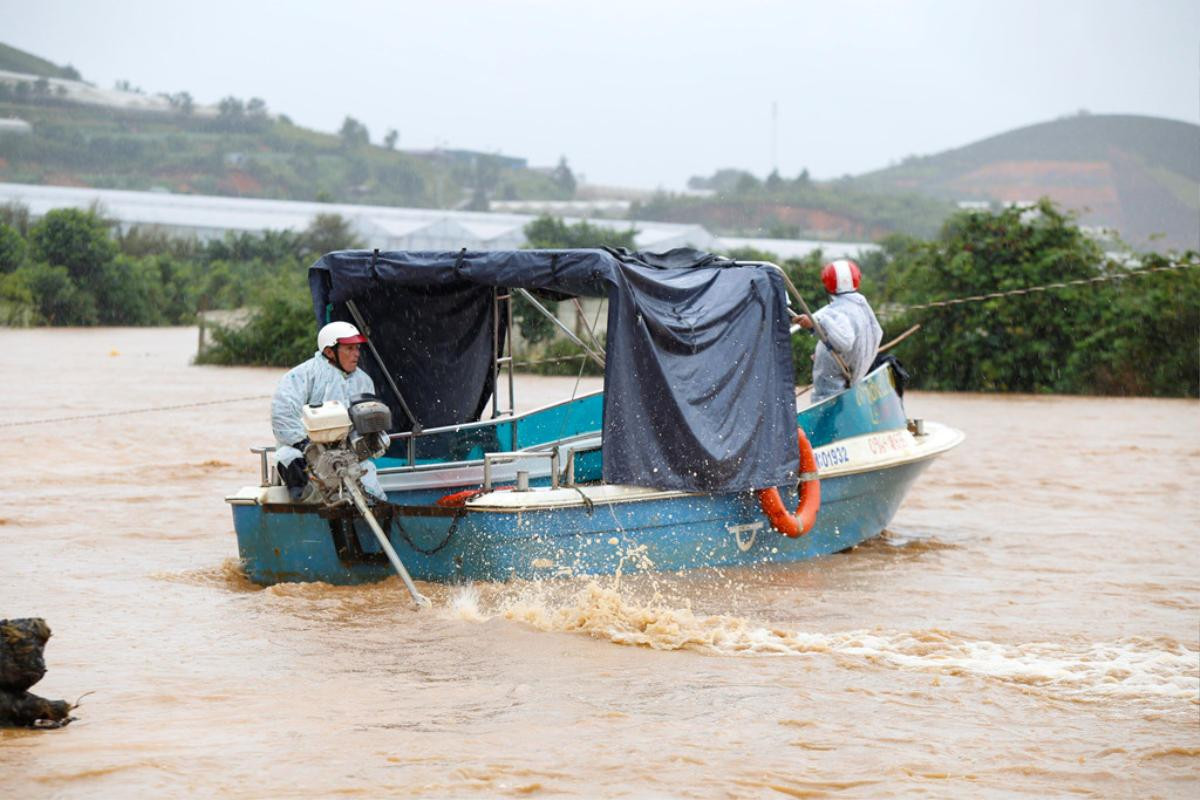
[[251, 445, 280, 487], [382, 389, 604, 467], [562, 437, 602, 487], [375, 429, 599, 475], [483, 450, 560, 491], [468, 431, 601, 490]]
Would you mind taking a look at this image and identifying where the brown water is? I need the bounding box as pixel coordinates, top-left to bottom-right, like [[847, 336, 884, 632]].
[[1, 327, 1197, 798]]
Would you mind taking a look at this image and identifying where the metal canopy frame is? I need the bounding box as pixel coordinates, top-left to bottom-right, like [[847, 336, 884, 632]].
[[383, 258, 834, 466]]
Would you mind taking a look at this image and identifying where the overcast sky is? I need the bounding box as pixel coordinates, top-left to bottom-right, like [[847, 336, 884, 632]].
[[3, 0, 1197, 189]]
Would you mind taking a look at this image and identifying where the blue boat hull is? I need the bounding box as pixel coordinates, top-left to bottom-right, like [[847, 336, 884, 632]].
[[230, 366, 956, 584], [233, 456, 934, 584]]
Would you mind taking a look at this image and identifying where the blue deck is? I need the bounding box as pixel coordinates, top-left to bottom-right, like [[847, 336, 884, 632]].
[[232, 367, 921, 585]]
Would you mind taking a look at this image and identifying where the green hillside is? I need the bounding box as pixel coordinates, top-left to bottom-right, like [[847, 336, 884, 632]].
[[1, 40, 1195, 250], [0, 43, 81, 79], [0, 43, 567, 208], [859, 114, 1199, 185], [851, 114, 1200, 250], [632, 113, 1198, 251], [0, 98, 564, 207]]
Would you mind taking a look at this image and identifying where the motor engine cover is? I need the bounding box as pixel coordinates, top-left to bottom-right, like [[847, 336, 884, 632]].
[[302, 401, 352, 443], [349, 393, 392, 436]]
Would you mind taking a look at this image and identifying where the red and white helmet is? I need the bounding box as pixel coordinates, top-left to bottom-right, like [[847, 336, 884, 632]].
[[820, 259, 862, 295], [317, 321, 367, 352]]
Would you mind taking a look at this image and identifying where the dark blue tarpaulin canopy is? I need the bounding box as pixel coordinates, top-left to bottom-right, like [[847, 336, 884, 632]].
[[309, 248, 798, 493]]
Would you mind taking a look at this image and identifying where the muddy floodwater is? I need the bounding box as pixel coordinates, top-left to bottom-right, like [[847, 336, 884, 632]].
[[1, 327, 1197, 798]]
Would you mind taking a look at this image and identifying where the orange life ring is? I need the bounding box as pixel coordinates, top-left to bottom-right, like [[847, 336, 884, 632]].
[[757, 428, 821, 537]]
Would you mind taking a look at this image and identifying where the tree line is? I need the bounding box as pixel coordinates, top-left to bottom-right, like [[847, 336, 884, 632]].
[[0, 202, 1194, 396], [637, 166, 954, 241], [0, 204, 362, 332], [867, 201, 1198, 397], [753, 200, 1198, 397]]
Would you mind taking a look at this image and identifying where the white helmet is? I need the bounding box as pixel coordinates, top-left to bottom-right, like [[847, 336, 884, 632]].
[[317, 321, 367, 352]]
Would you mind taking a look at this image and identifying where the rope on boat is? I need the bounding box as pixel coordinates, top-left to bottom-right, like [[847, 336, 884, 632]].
[[388, 512, 462, 556], [0, 395, 272, 428], [884, 260, 1197, 316], [570, 485, 596, 515]]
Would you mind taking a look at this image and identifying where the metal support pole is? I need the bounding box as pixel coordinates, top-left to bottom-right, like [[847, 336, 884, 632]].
[[344, 479, 430, 611], [491, 287, 501, 419], [571, 297, 606, 357], [345, 299, 423, 434], [505, 290, 515, 419], [514, 288, 606, 370]]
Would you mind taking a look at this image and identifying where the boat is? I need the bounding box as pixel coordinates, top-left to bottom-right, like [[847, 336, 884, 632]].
[[226, 248, 963, 586]]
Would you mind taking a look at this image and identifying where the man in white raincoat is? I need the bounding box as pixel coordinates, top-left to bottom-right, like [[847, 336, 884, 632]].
[[272, 321, 388, 500], [794, 259, 884, 403]]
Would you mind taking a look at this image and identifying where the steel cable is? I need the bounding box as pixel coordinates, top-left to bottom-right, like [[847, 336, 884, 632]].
[[885, 261, 1195, 317]]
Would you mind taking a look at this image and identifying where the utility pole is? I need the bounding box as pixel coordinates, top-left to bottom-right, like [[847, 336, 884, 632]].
[[771, 100, 778, 175]]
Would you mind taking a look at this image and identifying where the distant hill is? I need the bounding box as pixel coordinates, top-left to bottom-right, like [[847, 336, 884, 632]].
[[644, 114, 1199, 251], [0, 43, 567, 210], [851, 114, 1199, 251], [0, 43, 81, 80], [2, 39, 1195, 250]]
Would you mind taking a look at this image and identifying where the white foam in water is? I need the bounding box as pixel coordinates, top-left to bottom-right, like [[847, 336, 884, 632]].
[[455, 579, 1199, 704], [448, 584, 487, 622], [823, 630, 1200, 702]]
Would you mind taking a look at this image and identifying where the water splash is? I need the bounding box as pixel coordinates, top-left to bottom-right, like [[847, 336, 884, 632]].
[[449, 579, 1199, 704], [153, 558, 261, 592]]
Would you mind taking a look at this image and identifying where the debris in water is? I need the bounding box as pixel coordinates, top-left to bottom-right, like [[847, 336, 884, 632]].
[[0, 618, 75, 729]]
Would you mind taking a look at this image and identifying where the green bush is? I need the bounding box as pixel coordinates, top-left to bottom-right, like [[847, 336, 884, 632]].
[[0, 223, 26, 273], [1062, 254, 1200, 396], [27, 207, 116, 282], [0, 268, 36, 324], [882, 200, 1198, 396], [1, 199, 1194, 397], [17, 262, 97, 324], [195, 288, 313, 366]]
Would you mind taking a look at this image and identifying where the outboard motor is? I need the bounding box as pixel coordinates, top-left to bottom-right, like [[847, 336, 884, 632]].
[[300, 394, 392, 508], [347, 393, 392, 461], [297, 394, 427, 609]]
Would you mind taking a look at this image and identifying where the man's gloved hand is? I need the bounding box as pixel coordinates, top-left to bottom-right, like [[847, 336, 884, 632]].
[[279, 457, 309, 499]]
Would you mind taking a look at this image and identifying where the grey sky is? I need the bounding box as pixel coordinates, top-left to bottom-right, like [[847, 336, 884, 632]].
[[3, 0, 1197, 190]]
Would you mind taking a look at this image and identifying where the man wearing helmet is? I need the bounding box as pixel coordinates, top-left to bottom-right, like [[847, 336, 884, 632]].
[[270, 321, 388, 500], [793, 259, 883, 402]]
